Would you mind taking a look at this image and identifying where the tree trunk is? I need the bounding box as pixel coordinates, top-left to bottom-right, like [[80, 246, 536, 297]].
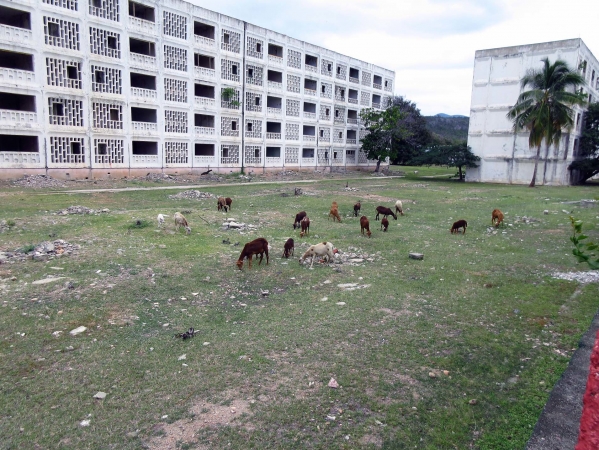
[[529, 145, 542, 187], [374, 159, 381, 173], [458, 166, 463, 181]]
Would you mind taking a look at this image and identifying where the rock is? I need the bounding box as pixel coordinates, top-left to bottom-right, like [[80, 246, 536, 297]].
[[428, 372, 436, 378], [93, 392, 107, 400], [69, 326, 87, 336], [409, 253, 424, 260], [328, 378, 339, 388], [443, 370, 450, 376], [80, 420, 91, 427], [468, 399, 478, 405], [32, 277, 66, 285], [544, 210, 549, 215], [178, 354, 187, 361], [336, 302, 346, 306], [261, 290, 269, 296]]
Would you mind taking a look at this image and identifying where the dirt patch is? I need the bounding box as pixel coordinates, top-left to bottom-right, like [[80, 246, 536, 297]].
[[378, 307, 412, 318], [146, 399, 252, 450], [360, 433, 384, 448]]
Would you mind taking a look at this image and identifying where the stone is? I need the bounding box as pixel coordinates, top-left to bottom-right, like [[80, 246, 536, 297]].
[[69, 326, 87, 336], [409, 253, 424, 260], [544, 210, 549, 215], [469, 399, 478, 405], [32, 277, 66, 285], [328, 378, 339, 388], [93, 392, 107, 400]]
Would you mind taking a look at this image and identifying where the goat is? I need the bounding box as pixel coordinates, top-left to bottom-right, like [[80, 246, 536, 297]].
[[282, 238, 295, 258], [217, 197, 228, 212], [293, 211, 307, 229], [451, 219, 468, 234], [174, 212, 191, 235], [299, 241, 335, 268], [299, 216, 310, 237], [328, 206, 342, 222], [225, 197, 233, 211], [236, 238, 269, 270], [360, 216, 372, 237], [492, 209, 504, 227], [354, 202, 361, 217], [157, 214, 166, 227], [201, 169, 213, 175], [395, 200, 404, 216], [375, 206, 397, 221], [381, 217, 389, 232]]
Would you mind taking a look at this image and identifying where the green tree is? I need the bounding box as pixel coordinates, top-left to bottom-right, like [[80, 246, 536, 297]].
[[410, 142, 480, 181], [359, 96, 431, 172], [507, 58, 586, 187], [569, 102, 599, 184]]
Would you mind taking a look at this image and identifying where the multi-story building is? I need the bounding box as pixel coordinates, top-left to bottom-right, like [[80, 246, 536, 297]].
[[466, 38, 598, 185], [0, 0, 395, 179]]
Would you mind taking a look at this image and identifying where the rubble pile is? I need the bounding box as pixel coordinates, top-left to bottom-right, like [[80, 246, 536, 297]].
[[56, 206, 110, 215], [168, 190, 214, 200], [221, 218, 258, 232], [12, 175, 67, 189], [0, 240, 80, 263]]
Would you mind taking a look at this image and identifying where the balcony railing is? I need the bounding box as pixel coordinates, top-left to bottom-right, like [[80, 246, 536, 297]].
[[0, 110, 36, 124], [267, 80, 282, 90], [303, 112, 316, 119], [347, 118, 358, 124], [130, 53, 157, 70], [333, 137, 344, 144], [335, 94, 345, 102], [266, 132, 281, 140], [336, 73, 345, 80], [302, 157, 314, 165], [305, 65, 317, 73], [268, 54, 283, 65], [304, 88, 317, 97], [245, 131, 262, 138], [195, 126, 215, 136], [194, 155, 215, 164], [131, 87, 157, 100], [195, 96, 215, 107], [221, 42, 237, 53], [0, 67, 34, 84], [349, 77, 359, 84], [131, 121, 158, 132], [194, 66, 215, 78], [373, 83, 382, 90], [1, 24, 32, 44], [265, 156, 281, 165], [132, 154, 159, 164], [267, 107, 282, 115], [303, 135, 316, 142], [348, 98, 358, 104], [346, 138, 357, 144], [195, 35, 215, 49], [0, 152, 40, 164], [372, 102, 381, 109], [128, 16, 155, 34]]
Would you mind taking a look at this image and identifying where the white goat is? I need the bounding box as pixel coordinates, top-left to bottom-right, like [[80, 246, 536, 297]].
[[299, 242, 335, 268], [395, 200, 404, 216], [157, 214, 166, 227], [174, 212, 191, 235]]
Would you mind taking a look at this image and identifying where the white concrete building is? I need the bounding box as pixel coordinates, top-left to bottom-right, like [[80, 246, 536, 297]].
[[0, 0, 395, 179], [466, 39, 598, 185]]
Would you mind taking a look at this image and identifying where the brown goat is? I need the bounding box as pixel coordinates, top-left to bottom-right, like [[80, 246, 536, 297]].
[[174, 212, 191, 235], [282, 238, 295, 258], [492, 209, 504, 227], [329, 207, 342, 222], [354, 202, 361, 217], [299, 216, 310, 237], [451, 219, 468, 234], [293, 211, 307, 229], [375, 206, 397, 221], [217, 197, 228, 212], [381, 217, 389, 232], [360, 216, 372, 237], [236, 238, 269, 270], [225, 197, 233, 211]]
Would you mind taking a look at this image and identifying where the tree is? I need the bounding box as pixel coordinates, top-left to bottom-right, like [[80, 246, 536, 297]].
[[507, 58, 586, 187], [359, 96, 432, 172], [410, 142, 480, 181], [569, 102, 599, 184]]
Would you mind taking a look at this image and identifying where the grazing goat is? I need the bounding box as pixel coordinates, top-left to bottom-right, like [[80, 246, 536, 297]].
[[293, 211, 307, 229], [329, 206, 342, 222], [201, 169, 213, 175], [174, 212, 191, 235], [157, 214, 166, 227], [375, 206, 397, 221], [360, 216, 372, 237], [282, 238, 295, 258], [225, 197, 233, 211], [381, 217, 389, 232], [299, 241, 335, 268], [451, 219, 468, 234], [217, 196, 228, 212], [395, 200, 405, 216], [236, 238, 269, 270], [299, 216, 310, 237], [492, 209, 504, 227], [354, 202, 361, 217]]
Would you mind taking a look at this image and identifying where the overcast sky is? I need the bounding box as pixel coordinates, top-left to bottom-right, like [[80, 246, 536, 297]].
[[190, 0, 599, 117]]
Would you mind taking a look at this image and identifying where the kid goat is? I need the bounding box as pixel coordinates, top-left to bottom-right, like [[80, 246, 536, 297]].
[[299, 216, 310, 237], [236, 238, 269, 270], [282, 238, 295, 258]]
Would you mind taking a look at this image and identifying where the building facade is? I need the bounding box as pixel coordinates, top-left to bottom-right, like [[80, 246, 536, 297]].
[[466, 39, 598, 185], [0, 0, 395, 179]]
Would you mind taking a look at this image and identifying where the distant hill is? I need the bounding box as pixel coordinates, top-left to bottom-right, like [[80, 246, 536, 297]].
[[425, 114, 470, 143]]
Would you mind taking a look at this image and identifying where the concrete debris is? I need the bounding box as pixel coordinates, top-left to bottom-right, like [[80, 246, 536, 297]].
[[328, 378, 339, 389], [32, 277, 66, 285], [0, 240, 79, 264], [12, 175, 67, 189], [69, 326, 87, 336], [93, 392, 107, 400], [409, 253, 424, 260], [57, 206, 109, 215], [552, 271, 599, 284], [168, 190, 214, 200]]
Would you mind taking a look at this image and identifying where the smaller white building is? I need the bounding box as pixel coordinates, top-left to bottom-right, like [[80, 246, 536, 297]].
[[466, 38, 598, 185]]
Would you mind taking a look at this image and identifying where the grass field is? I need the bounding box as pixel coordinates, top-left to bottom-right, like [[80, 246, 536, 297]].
[[1, 172, 598, 449]]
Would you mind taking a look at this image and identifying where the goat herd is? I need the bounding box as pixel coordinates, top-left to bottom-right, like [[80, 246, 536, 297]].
[[159, 195, 506, 271]]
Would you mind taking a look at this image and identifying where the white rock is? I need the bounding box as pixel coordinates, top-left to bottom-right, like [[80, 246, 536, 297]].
[[93, 392, 107, 400], [69, 326, 87, 336], [80, 420, 90, 427], [328, 378, 339, 388], [178, 354, 187, 360], [32, 277, 65, 285], [336, 302, 346, 306], [52, 331, 63, 337], [203, 342, 210, 346]]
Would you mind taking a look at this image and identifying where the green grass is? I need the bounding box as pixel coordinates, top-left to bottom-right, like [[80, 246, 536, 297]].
[[0, 174, 598, 449]]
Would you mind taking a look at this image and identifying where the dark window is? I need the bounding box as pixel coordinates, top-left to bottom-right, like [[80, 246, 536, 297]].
[[97, 143, 107, 155], [248, 68, 253, 78], [48, 22, 60, 37], [109, 108, 119, 121], [67, 66, 79, 80], [247, 122, 253, 131], [71, 142, 81, 154], [255, 96, 260, 106], [129, 2, 155, 22], [107, 36, 118, 50], [223, 33, 230, 44], [256, 43, 261, 52], [52, 103, 64, 116], [232, 65, 238, 75], [95, 70, 105, 83], [231, 121, 237, 131]]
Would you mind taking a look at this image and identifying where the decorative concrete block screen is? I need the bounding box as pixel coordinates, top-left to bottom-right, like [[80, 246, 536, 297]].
[[44, 17, 80, 50], [164, 141, 189, 164], [318, 148, 329, 164], [50, 136, 85, 163], [43, 0, 78, 11], [321, 82, 332, 99], [246, 64, 263, 86], [285, 146, 299, 164], [285, 122, 299, 140], [221, 87, 240, 109], [48, 98, 84, 126], [221, 59, 240, 82], [320, 104, 331, 120], [163, 11, 187, 40], [244, 145, 261, 164], [164, 45, 187, 71], [321, 59, 333, 77], [221, 144, 239, 164], [165, 110, 187, 133], [287, 49, 301, 69], [245, 92, 262, 112], [384, 78, 393, 92], [287, 74, 300, 93], [164, 78, 188, 103], [336, 64, 347, 80], [221, 116, 239, 137], [89, 0, 119, 22], [46, 58, 81, 89], [91, 65, 122, 94], [362, 71, 371, 87], [246, 36, 263, 59], [92, 102, 123, 129], [358, 150, 368, 163], [245, 119, 262, 138], [89, 28, 121, 59], [319, 127, 330, 141], [94, 138, 124, 164], [221, 29, 240, 53], [333, 128, 344, 143], [360, 91, 370, 106], [286, 99, 300, 117]]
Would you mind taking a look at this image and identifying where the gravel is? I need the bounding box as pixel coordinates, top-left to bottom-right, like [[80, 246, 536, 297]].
[[56, 206, 110, 215], [0, 240, 80, 264], [168, 190, 215, 200], [552, 271, 599, 284], [12, 175, 67, 189]]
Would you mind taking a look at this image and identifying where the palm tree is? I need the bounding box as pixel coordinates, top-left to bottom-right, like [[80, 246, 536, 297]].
[[507, 58, 586, 187]]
